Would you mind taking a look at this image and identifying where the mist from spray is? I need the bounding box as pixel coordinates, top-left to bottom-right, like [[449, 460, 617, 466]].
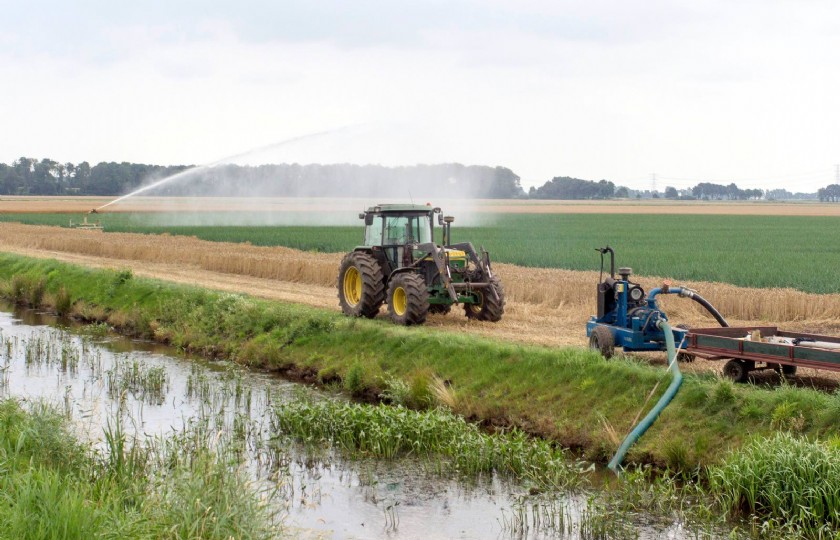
[[98, 123, 519, 227], [96, 125, 358, 211]]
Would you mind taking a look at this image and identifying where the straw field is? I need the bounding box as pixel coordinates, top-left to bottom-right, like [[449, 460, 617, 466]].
[[2, 222, 840, 350], [3, 211, 840, 293]]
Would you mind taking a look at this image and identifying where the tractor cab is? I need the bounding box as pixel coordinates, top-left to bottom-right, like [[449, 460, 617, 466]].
[[360, 204, 439, 270]]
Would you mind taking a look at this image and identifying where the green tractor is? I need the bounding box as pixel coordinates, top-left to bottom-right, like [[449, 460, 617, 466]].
[[338, 203, 505, 325]]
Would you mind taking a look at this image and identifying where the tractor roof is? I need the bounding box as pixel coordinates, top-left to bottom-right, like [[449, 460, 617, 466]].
[[365, 203, 437, 214]]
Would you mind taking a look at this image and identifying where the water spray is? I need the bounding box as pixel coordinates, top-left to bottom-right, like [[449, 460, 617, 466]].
[[94, 124, 359, 212]]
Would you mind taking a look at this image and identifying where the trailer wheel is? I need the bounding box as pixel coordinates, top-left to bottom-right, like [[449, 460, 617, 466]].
[[723, 359, 749, 383], [674, 324, 695, 362], [589, 326, 615, 359], [676, 352, 695, 363], [780, 364, 797, 377]]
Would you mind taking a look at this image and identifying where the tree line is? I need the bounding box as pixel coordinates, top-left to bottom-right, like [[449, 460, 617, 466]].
[[0, 158, 525, 199], [0, 156, 829, 201], [532, 178, 818, 201]]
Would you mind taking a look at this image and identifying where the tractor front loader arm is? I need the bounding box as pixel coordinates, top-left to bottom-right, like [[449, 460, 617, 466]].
[[415, 242, 458, 302]]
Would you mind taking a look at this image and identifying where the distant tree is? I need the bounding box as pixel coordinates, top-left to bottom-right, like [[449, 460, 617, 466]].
[[529, 177, 615, 200], [664, 186, 678, 199], [819, 184, 840, 202], [615, 186, 629, 198]]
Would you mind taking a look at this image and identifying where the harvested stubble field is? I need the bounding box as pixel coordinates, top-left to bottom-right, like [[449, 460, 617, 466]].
[[3, 222, 840, 386], [5, 211, 840, 292]]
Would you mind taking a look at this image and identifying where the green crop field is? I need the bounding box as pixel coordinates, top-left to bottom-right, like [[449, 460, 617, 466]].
[[2, 212, 839, 293]]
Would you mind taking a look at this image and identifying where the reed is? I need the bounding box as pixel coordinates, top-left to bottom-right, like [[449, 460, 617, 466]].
[[709, 432, 840, 535], [0, 397, 278, 540], [272, 399, 591, 490]]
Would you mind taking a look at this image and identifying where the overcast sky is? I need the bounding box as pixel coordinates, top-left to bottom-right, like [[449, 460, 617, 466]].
[[1, 0, 839, 191]]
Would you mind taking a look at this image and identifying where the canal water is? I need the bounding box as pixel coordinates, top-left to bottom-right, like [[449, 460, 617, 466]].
[[0, 305, 728, 539]]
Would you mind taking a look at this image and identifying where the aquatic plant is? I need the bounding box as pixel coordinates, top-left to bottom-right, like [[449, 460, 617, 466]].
[[272, 399, 591, 490]]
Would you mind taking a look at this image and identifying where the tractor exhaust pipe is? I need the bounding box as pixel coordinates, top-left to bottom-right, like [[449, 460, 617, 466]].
[[443, 216, 454, 246]]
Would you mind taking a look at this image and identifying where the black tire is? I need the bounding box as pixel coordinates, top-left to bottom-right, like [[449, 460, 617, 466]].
[[723, 359, 749, 383], [387, 273, 429, 325], [676, 352, 696, 363], [428, 304, 452, 315], [589, 326, 615, 359], [674, 324, 695, 362], [780, 364, 798, 377], [463, 276, 505, 322], [337, 252, 385, 318]]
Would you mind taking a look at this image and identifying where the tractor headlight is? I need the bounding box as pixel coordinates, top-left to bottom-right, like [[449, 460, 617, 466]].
[[629, 286, 644, 302]]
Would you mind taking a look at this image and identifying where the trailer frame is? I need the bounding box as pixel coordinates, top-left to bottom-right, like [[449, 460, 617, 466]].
[[685, 326, 840, 381]]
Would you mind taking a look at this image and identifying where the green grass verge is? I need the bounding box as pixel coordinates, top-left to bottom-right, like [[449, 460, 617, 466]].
[[4, 211, 840, 292], [0, 399, 277, 540], [1, 252, 839, 470]]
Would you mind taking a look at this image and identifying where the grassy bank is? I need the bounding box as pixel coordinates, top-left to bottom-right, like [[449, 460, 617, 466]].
[[1, 252, 839, 471], [0, 399, 277, 540]]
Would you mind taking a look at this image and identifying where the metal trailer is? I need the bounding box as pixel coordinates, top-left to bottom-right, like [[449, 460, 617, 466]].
[[684, 326, 840, 382]]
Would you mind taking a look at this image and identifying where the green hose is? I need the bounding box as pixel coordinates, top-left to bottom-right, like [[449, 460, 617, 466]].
[[607, 319, 683, 474]]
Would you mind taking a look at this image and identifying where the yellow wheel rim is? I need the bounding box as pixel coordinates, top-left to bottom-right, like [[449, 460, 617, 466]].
[[343, 267, 362, 306], [392, 286, 407, 316], [469, 291, 484, 313]]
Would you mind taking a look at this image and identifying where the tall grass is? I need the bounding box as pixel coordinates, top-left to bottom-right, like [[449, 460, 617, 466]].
[[710, 433, 840, 536], [0, 398, 279, 540], [272, 399, 591, 490]]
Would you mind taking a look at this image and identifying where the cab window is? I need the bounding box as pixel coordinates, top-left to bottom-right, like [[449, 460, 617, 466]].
[[382, 215, 431, 245]]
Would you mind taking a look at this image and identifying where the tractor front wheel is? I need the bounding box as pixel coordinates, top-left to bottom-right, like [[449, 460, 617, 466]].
[[337, 252, 385, 318], [387, 273, 429, 325], [463, 276, 505, 322], [589, 326, 615, 359]]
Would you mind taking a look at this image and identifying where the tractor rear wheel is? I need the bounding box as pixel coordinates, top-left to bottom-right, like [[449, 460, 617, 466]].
[[387, 273, 429, 325], [463, 276, 505, 322], [589, 326, 615, 359], [337, 252, 385, 318]]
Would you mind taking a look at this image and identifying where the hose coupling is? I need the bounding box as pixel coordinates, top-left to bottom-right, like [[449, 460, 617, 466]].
[[677, 287, 696, 298]]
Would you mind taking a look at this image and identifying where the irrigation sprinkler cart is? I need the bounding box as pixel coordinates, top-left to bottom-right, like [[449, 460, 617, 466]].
[[685, 327, 840, 382]]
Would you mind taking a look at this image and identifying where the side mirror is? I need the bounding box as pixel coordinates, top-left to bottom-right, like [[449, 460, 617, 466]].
[[364, 214, 374, 226], [437, 214, 444, 226], [358, 213, 366, 219]]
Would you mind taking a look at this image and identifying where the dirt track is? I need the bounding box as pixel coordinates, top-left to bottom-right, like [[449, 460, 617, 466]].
[[1, 222, 839, 388]]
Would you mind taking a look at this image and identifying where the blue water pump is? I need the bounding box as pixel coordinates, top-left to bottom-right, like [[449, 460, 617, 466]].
[[585, 246, 729, 358]]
